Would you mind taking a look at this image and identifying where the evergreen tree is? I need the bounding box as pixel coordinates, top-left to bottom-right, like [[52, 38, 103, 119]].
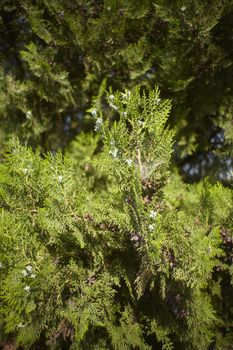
[[1, 1, 233, 348], [0, 87, 232, 349]]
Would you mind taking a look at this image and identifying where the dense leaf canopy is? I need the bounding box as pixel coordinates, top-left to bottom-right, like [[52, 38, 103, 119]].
[[0, 1, 233, 349]]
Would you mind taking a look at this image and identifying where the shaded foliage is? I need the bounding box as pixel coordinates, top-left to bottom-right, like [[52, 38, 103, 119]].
[[0, 0, 232, 184]]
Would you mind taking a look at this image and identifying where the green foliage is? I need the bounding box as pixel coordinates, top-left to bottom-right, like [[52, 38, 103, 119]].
[[0, 87, 232, 349], [0, 0, 233, 180], [1, 0, 233, 348]]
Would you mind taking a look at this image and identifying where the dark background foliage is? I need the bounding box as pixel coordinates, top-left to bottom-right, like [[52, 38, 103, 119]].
[[0, 0, 232, 184]]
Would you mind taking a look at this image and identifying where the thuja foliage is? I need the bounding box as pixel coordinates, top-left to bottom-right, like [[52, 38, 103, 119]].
[[0, 87, 233, 349], [0, 0, 233, 180]]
